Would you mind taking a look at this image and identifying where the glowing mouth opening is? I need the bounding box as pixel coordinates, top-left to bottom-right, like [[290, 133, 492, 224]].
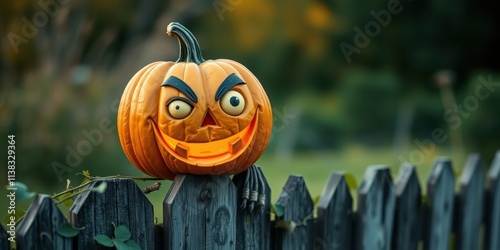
[[151, 111, 258, 167]]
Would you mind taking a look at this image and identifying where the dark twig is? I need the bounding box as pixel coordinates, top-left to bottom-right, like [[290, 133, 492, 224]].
[[142, 182, 162, 194]]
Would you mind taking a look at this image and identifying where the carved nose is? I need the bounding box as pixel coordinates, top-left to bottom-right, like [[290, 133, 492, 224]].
[[200, 110, 219, 128]]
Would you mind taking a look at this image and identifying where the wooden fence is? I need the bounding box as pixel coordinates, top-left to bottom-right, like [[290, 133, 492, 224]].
[[1, 152, 500, 250]]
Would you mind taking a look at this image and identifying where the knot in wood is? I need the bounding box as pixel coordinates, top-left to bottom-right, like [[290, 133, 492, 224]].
[[199, 189, 212, 202]]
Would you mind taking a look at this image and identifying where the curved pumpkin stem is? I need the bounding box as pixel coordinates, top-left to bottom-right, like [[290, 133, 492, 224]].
[[167, 22, 205, 64]]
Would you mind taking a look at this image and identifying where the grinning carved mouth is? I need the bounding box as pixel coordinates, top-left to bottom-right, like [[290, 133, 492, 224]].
[[151, 111, 258, 167]]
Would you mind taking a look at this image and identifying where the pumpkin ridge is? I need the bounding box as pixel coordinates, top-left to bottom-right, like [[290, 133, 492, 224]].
[[155, 128, 183, 175], [206, 60, 269, 174], [142, 63, 180, 179], [138, 63, 180, 178], [216, 60, 273, 173], [118, 22, 272, 179], [129, 63, 167, 177], [119, 62, 162, 175]]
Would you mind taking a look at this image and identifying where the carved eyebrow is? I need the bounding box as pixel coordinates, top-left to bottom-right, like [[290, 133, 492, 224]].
[[215, 73, 246, 101], [161, 76, 198, 103]]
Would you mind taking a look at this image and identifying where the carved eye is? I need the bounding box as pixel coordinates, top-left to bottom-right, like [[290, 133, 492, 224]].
[[167, 98, 193, 119], [220, 90, 245, 116]]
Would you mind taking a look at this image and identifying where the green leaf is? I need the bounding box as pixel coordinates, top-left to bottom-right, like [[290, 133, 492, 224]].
[[113, 239, 129, 250], [81, 170, 92, 185], [125, 239, 141, 250], [114, 225, 132, 242], [344, 173, 358, 190], [15, 209, 26, 223], [57, 192, 75, 207], [2, 214, 10, 225], [7, 182, 36, 201], [3, 209, 25, 225], [312, 195, 320, 206], [56, 223, 85, 238], [273, 204, 284, 218], [95, 234, 114, 247], [91, 182, 107, 194], [82, 170, 91, 177]]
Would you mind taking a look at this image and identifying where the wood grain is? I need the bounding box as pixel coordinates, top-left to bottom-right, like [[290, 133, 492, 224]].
[[485, 151, 500, 250], [393, 163, 422, 250], [164, 174, 237, 250], [69, 178, 154, 249], [423, 158, 455, 250], [316, 173, 353, 250], [355, 166, 395, 250], [16, 194, 72, 250], [456, 154, 484, 250], [233, 167, 272, 250], [274, 175, 314, 250]]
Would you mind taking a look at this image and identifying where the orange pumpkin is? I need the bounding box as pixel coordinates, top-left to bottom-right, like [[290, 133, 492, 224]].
[[117, 22, 272, 179]]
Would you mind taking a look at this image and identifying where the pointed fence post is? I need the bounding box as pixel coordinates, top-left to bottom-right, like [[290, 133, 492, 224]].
[[274, 175, 315, 249], [164, 174, 237, 250], [355, 166, 395, 250], [16, 194, 72, 249], [393, 164, 422, 250], [69, 178, 155, 249], [423, 158, 455, 250], [316, 173, 353, 250], [485, 151, 500, 250], [0, 225, 9, 250], [455, 154, 484, 250], [233, 167, 271, 250]]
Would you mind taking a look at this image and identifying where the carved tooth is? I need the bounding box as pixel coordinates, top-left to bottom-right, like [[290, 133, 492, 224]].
[[175, 143, 189, 158], [228, 138, 242, 153]]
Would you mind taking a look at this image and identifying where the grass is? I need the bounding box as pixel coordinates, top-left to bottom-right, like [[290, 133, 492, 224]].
[[0, 145, 469, 226], [142, 145, 468, 221], [0, 145, 469, 225], [259, 145, 467, 201]]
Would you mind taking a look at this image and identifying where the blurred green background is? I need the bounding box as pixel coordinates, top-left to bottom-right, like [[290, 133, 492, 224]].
[[1, 0, 500, 219]]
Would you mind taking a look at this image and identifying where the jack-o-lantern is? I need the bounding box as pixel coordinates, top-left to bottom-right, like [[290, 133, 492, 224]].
[[117, 22, 272, 180]]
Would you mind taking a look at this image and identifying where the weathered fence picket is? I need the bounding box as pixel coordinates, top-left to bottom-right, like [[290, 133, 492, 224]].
[[1, 225, 9, 250], [355, 166, 395, 250], [423, 158, 455, 250], [7, 153, 500, 249], [456, 154, 485, 250], [392, 164, 422, 250], [485, 151, 500, 250], [16, 194, 72, 249], [69, 178, 154, 249], [164, 174, 237, 250], [154, 224, 163, 250], [315, 173, 353, 250], [274, 175, 314, 250], [233, 167, 272, 250]]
